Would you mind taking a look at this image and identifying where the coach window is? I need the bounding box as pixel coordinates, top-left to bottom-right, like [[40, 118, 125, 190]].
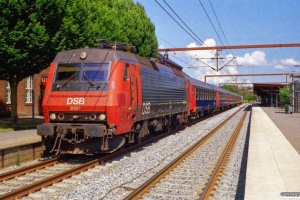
[[123, 63, 129, 81], [197, 88, 200, 100], [200, 88, 202, 100], [207, 90, 209, 100]]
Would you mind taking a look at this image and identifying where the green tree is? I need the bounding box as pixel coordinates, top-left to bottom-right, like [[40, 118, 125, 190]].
[[0, 0, 67, 126], [0, 0, 157, 126], [279, 85, 290, 106]]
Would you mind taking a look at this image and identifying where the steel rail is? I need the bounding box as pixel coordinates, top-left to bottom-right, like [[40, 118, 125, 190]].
[[0, 157, 61, 182], [199, 105, 250, 199], [0, 105, 240, 200], [124, 105, 246, 200]]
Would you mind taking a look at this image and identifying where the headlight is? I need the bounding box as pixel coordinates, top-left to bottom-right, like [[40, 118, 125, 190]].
[[50, 113, 56, 120], [99, 114, 106, 120]]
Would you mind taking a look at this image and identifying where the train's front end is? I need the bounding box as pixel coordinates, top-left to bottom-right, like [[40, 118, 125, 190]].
[[37, 48, 125, 154]]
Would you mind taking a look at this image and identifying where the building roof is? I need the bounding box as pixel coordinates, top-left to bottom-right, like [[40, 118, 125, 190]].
[[253, 82, 288, 96]]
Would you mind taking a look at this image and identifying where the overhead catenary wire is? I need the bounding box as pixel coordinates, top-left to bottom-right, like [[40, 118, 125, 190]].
[[157, 35, 202, 70], [154, 0, 216, 57], [198, 0, 231, 74], [159, 0, 232, 75], [208, 0, 242, 73], [155, 0, 234, 77], [161, 0, 216, 56], [155, 0, 226, 76]]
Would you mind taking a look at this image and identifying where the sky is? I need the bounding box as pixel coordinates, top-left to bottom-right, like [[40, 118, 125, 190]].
[[134, 0, 300, 86]]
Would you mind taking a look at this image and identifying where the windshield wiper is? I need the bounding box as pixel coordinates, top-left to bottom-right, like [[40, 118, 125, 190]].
[[84, 74, 95, 86], [62, 74, 76, 87]]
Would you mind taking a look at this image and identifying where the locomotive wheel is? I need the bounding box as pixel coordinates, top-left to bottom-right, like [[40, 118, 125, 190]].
[[109, 135, 126, 152], [164, 125, 170, 132], [135, 135, 142, 143]]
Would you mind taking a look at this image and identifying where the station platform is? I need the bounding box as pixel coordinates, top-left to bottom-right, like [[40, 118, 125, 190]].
[[0, 116, 43, 149], [0, 129, 40, 150], [0, 128, 42, 169], [245, 104, 300, 200]]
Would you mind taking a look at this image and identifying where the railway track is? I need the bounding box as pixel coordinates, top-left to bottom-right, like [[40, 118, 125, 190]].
[[0, 156, 89, 200], [0, 157, 61, 183], [0, 106, 242, 199], [123, 105, 249, 200]]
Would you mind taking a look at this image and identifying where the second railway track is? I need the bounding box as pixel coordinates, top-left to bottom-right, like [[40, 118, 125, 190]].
[[124, 105, 250, 200]]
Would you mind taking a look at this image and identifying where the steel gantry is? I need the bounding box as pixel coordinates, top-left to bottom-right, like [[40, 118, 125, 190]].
[[156, 43, 300, 72]]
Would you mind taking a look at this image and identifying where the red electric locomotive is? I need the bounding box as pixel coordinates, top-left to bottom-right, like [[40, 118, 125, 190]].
[[38, 40, 190, 154]]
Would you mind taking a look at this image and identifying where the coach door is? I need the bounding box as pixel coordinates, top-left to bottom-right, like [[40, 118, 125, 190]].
[[128, 64, 138, 121]]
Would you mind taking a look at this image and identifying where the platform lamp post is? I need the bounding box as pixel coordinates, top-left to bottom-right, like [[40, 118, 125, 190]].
[[31, 75, 35, 124]]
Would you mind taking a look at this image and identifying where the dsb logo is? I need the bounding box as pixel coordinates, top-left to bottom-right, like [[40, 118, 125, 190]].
[[67, 98, 85, 105]]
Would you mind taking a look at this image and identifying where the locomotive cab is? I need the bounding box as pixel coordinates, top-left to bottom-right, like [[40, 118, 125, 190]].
[[37, 48, 137, 154]]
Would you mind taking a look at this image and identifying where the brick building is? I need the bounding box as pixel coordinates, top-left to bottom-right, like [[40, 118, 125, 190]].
[[0, 68, 49, 117]]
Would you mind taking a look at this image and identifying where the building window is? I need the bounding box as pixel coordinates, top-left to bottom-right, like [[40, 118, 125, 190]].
[[6, 81, 11, 104], [25, 76, 33, 103]]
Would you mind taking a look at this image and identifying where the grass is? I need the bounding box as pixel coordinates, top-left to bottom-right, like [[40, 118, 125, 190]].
[[15, 150, 20, 166], [0, 123, 42, 132]]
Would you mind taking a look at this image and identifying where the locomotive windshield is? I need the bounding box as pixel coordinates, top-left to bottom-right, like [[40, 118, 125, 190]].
[[82, 63, 109, 82], [53, 62, 110, 91], [56, 64, 79, 82]]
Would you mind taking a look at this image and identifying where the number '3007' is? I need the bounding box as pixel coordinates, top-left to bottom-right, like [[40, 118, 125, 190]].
[[70, 106, 80, 111]]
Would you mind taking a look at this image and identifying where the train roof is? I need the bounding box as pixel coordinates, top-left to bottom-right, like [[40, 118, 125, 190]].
[[183, 72, 216, 90], [54, 48, 241, 97], [183, 72, 241, 96], [54, 48, 185, 77]]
